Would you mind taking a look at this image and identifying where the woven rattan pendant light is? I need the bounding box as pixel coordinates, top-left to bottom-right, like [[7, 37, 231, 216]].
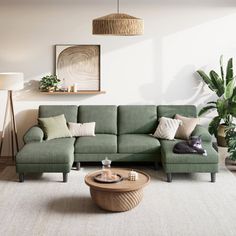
[[92, 0, 144, 36]]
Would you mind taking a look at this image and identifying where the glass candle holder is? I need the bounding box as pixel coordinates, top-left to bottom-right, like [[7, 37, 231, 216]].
[[101, 157, 112, 180]]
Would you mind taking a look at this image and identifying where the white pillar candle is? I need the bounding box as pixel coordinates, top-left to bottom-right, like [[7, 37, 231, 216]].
[[128, 170, 138, 181]]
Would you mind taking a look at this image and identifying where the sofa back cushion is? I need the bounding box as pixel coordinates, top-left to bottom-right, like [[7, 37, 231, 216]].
[[118, 105, 157, 134], [157, 105, 197, 119], [78, 105, 117, 134], [39, 105, 78, 123]]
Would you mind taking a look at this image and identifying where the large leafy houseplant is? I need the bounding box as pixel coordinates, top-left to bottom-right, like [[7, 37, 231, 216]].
[[197, 56, 236, 139], [225, 123, 236, 160]]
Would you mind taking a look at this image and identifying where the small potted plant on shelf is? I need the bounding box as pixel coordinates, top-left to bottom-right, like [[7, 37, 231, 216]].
[[197, 56, 236, 146], [39, 75, 61, 92]]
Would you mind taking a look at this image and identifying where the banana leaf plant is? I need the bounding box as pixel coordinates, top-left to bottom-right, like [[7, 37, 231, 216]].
[[197, 56, 236, 137], [225, 123, 236, 160]]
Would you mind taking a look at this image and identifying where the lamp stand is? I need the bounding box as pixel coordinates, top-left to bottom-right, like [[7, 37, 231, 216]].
[[0, 90, 19, 159]]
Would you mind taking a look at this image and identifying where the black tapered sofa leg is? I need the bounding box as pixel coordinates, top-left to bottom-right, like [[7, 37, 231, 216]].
[[211, 173, 216, 183], [154, 161, 160, 170], [167, 173, 172, 182], [63, 173, 68, 183], [76, 162, 81, 171], [19, 173, 24, 182]]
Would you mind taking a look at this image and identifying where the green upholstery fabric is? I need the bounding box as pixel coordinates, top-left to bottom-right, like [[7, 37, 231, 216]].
[[78, 106, 117, 134], [39, 105, 78, 123], [118, 105, 157, 134], [158, 105, 197, 119], [75, 134, 117, 153], [16, 163, 72, 173], [23, 126, 44, 144], [191, 125, 212, 142], [74, 153, 161, 162], [160, 140, 218, 164], [16, 138, 75, 164], [162, 163, 218, 173], [118, 134, 161, 154]]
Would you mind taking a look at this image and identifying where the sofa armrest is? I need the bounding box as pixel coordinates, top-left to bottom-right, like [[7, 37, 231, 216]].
[[191, 125, 212, 142], [23, 126, 44, 144]]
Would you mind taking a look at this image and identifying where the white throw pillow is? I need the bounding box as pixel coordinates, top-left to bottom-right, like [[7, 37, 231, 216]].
[[153, 117, 182, 140], [68, 122, 96, 137]]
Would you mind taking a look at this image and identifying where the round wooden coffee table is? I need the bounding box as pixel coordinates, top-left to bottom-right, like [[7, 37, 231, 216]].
[[84, 168, 150, 212]]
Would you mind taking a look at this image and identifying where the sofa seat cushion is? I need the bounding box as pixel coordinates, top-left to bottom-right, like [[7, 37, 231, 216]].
[[16, 138, 75, 164], [160, 140, 218, 164], [118, 134, 161, 154], [75, 134, 117, 154]]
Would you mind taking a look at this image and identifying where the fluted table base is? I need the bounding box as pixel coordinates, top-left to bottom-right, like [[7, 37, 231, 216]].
[[90, 188, 144, 212]]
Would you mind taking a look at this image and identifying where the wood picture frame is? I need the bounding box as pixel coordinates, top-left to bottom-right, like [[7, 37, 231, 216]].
[[55, 44, 101, 91]]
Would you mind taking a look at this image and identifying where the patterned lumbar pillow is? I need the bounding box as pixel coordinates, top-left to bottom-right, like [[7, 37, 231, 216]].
[[153, 117, 182, 140], [174, 114, 199, 140], [38, 114, 72, 140], [68, 122, 96, 137]]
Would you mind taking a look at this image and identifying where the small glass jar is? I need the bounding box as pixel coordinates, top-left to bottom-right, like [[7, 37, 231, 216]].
[[101, 157, 112, 180]]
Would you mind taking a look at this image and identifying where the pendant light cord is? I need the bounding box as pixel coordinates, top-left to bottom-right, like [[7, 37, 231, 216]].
[[117, 0, 120, 13]]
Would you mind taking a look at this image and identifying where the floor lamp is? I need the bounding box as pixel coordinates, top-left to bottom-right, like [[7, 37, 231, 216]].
[[0, 73, 24, 159]]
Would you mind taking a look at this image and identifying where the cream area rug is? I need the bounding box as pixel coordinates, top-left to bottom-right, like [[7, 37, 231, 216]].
[[0, 165, 236, 236]]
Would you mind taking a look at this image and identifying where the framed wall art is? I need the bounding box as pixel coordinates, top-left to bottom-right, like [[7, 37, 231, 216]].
[[55, 44, 101, 92]]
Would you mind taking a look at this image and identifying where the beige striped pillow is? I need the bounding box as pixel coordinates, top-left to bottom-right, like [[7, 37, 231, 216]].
[[68, 122, 96, 137], [153, 117, 182, 140]]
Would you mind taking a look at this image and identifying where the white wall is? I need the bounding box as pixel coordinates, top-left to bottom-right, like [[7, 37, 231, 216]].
[[0, 0, 236, 155]]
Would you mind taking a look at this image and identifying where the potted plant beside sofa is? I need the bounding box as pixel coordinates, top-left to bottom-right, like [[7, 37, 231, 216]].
[[225, 123, 236, 164], [197, 56, 236, 147]]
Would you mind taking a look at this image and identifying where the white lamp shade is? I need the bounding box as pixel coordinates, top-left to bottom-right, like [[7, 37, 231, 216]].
[[0, 73, 24, 90]]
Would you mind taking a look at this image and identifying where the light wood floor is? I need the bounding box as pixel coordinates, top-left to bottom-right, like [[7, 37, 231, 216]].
[[218, 147, 236, 177], [225, 159, 236, 177], [0, 157, 15, 173]]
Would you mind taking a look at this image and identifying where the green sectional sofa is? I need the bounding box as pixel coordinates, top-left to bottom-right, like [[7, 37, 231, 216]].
[[158, 105, 218, 182], [16, 105, 218, 183]]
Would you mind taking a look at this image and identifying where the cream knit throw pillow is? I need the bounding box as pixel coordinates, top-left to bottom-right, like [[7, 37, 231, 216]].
[[68, 122, 96, 137], [153, 117, 182, 140]]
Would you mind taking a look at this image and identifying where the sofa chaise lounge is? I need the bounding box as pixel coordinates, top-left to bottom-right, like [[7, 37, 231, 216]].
[[16, 105, 218, 182]]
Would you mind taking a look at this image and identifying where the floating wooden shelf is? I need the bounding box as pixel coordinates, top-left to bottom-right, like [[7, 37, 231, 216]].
[[41, 91, 106, 95]]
